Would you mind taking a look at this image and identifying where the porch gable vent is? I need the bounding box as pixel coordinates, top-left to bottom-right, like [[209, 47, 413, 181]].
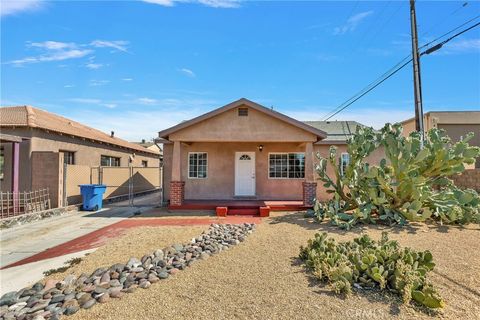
[[238, 107, 248, 116]]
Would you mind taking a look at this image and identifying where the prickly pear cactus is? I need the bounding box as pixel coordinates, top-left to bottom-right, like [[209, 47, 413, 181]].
[[299, 232, 445, 309], [314, 123, 480, 228]]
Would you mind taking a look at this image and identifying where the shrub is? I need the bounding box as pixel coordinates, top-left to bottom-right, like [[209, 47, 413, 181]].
[[314, 123, 480, 229], [299, 232, 444, 309]]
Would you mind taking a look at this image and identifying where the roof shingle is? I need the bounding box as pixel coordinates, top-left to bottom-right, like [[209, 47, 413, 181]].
[[303, 120, 370, 142]]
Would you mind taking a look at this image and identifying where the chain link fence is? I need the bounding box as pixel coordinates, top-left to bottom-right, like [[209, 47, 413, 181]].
[[64, 165, 161, 205]]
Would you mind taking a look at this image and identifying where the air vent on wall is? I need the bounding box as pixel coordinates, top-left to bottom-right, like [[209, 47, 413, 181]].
[[238, 107, 248, 116]]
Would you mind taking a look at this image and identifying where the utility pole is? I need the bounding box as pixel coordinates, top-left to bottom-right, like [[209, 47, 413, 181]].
[[410, 0, 425, 142]]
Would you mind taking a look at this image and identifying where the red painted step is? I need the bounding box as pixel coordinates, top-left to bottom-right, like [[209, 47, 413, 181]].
[[227, 208, 260, 215]]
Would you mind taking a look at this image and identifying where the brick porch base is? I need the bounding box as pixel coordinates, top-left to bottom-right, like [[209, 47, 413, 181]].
[[170, 181, 185, 206], [302, 182, 317, 206]]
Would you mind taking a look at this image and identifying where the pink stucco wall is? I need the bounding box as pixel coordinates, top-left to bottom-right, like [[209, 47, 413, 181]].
[[163, 142, 385, 202]]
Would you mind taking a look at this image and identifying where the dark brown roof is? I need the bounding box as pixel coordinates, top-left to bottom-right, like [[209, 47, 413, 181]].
[[158, 98, 327, 141], [0, 106, 159, 156]]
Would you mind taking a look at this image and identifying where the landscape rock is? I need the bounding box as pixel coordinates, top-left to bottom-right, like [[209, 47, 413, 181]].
[[0, 292, 18, 307], [81, 299, 96, 309], [1, 223, 255, 319]]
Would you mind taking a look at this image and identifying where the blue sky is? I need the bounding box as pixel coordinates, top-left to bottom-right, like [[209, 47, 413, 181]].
[[1, 0, 479, 141]]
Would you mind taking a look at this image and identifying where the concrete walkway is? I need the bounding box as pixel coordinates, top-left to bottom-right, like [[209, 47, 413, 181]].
[[0, 192, 159, 269], [0, 249, 96, 295]]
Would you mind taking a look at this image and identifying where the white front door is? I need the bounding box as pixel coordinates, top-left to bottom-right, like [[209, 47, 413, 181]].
[[235, 152, 256, 196]]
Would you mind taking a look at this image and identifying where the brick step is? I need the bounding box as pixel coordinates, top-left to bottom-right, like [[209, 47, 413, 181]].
[[227, 208, 259, 215], [215, 206, 270, 217]]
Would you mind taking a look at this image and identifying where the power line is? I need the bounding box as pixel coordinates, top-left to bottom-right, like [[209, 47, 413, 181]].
[[419, 1, 469, 38], [424, 21, 480, 54], [323, 59, 412, 121], [419, 13, 480, 49], [322, 19, 480, 121]]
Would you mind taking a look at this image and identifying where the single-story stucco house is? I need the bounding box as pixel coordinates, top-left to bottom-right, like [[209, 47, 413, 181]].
[[0, 106, 160, 208], [157, 98, 383, 212]]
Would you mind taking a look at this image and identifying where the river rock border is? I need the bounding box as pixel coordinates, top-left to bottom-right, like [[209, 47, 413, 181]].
[[0, 206, 78, 230], [0, 223, 255, 320]]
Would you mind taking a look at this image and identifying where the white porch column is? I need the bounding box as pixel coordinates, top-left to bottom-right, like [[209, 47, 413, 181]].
[[172, 140, 181, 181], [170, 140, 184, 206], [305, 142, 314, 182]]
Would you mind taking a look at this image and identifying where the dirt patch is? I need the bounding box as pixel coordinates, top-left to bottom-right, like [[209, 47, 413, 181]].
[[64, 212, 480, 320]]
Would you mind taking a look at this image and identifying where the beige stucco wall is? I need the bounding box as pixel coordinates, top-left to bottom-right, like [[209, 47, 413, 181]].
[[30, 129, 159, 167], [169, 106, 318, 142], [163, 142, 385, 203], [402, 112, 480, 141]]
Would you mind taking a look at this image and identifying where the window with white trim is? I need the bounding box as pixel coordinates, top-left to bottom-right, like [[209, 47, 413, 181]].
[[269, 153, 305, 178], [340, 153, 350, 176], [189, 152, 207, 178]]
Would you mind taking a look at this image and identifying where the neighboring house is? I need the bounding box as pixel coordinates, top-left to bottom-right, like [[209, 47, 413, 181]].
[[133, 139, 163, 165], [157, 98, 383, 207], [0, 106, 160, 206], [401, 111, 480, 168]]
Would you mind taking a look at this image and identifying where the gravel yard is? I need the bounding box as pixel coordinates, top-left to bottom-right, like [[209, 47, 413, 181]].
[[51, 212, 479, 320]]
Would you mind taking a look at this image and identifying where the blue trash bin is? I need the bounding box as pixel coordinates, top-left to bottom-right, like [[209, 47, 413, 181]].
[[80, 184, 107, 211]]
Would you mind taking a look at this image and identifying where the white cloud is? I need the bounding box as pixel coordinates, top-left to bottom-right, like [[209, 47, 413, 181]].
[[30, 41, 76, 50], [68, 98, 102, 104], [68, 108, 201, 141], [137, 97, 158, 105], [64, 84, 75, 88], [142, 0, 240, 8], [143, 0, 175, 6], [91, 40, 129, 52], [334, 11, 373, 35], [102, 103, 117, 109], [0, 0, 44, 16], [180, 68, 196, 77], [9, 49, 93, 66], [121, 78, 133, 81], [89, 79, 110, 86], [86, 63, 104, 69], [437, 38, 480, 55], [7, 39, 129, 66], [197, 0, 240, 8]]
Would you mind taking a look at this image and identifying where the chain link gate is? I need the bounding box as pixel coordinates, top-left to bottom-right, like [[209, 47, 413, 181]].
[[63, 165, 161, 207]]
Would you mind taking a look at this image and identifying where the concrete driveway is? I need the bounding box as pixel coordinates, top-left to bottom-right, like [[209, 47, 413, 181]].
[[0, 192, 159, 294]]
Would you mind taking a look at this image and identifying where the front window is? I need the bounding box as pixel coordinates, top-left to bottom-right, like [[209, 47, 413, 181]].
[[340, 153, 350, 176], [61, 150, 75, 165], [141, 160, 148, 167], [188, 152, 207, 178], [269, 153, 305, 179], [101, 155, 121, 167]]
